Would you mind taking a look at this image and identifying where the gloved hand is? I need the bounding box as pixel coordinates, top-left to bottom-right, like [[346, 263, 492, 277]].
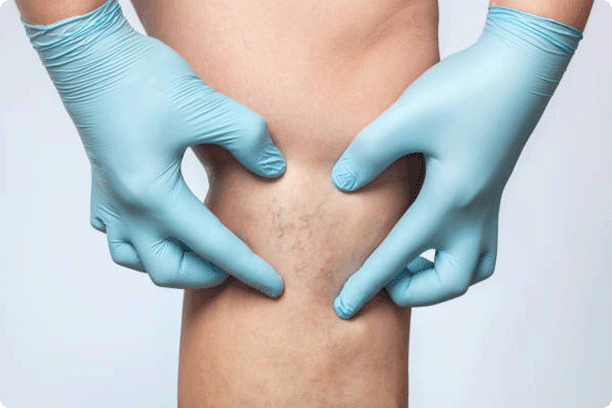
[[331, 6, 583, 318], [22, 0, 286, 297]]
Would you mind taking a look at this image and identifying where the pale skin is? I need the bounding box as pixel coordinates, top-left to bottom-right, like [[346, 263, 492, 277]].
[[16, 0, 594, 406], [16, 0, 594, 30]]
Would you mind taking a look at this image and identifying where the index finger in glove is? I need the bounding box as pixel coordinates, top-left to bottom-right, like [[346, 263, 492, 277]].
[[163, 178, 284, 298], [333, 176, 446, 319]]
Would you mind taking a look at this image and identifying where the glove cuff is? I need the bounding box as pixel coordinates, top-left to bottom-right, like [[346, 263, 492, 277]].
[[21, 0, 130, 66], [483, 6, 583, 56], [477, 7, 584, 97]]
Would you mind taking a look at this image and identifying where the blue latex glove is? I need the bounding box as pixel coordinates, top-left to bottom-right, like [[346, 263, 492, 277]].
[[331, 7, 583, 318], [22, 0, 286, 296]]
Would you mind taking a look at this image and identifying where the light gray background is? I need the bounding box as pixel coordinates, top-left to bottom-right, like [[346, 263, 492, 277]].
[[1, 0, 611, 407]]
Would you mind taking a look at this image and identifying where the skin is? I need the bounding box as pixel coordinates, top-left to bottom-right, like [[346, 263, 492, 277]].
[[15, 0, 594, 31], [15, 0, 107, 24], [15, 0, 594, 406], [133, 0, 436, 405]]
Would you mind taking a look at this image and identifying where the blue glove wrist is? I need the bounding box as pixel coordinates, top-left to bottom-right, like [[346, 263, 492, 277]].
[[479, 6, 583, 95], [21, 0, 150, 105], [484, 6, 583, 55], [21, 0, 125, 53]]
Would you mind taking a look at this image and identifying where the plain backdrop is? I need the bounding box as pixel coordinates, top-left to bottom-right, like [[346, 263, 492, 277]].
[[1, 0, 611, 407]]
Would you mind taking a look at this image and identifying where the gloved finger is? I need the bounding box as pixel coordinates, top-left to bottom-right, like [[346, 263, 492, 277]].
[[470, 241, 498, 286], [106, 229, 145, 273], [90, 178, 106, 233], [385, 256, 434, 304], [90, 214, 106, 233], [391, 234, 482, 307], [331, 88, 437, 192], [470, 252, 497, 286], [164, 178, 284, 297], [131, 231, 229, 289], [171, 77, 286, 178], [471, 212, 499, 285], [333, 176, 445, 319]]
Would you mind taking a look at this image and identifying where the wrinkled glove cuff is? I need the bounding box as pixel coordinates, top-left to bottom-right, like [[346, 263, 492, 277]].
[[478, 7, 584, 97], [21, 0, 128, 63], [484, 6, 583, 56], [20, 0, 146, 102]]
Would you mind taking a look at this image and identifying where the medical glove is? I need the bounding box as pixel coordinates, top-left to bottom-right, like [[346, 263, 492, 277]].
[[332, 7, 583, 318], [22, 0, 286, 296]]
